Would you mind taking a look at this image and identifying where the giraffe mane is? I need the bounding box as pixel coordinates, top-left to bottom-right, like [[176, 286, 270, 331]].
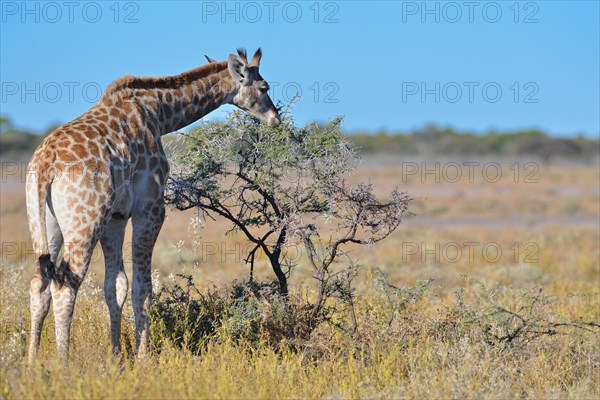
[[102, 61, 229, 99]]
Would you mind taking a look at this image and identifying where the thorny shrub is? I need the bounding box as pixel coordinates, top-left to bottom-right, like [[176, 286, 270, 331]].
[[148, 272, 599, 358]]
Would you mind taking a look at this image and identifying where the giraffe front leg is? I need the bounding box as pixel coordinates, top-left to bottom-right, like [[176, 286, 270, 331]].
[[132, 204, 164, 356], [101, 218, 128, 356]]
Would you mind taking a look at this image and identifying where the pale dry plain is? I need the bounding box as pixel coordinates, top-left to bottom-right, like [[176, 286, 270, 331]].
[[1, 156, 599, 398]]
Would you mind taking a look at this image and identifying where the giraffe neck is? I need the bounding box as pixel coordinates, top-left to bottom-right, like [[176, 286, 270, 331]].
[[103, 61, 236, 135]]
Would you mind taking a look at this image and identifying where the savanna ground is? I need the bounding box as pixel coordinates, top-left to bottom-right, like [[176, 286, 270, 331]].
[[1, 155, 599, 398]]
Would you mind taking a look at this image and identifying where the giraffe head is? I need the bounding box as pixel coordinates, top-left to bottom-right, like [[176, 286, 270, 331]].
[[225, 48, 281, 128]]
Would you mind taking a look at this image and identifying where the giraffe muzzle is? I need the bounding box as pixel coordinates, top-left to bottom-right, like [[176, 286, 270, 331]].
[[265, 107, 281, 128], [267, 116, 281, 128]]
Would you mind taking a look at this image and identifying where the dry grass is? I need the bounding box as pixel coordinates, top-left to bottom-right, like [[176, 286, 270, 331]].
[[1, 159, 599, 399]]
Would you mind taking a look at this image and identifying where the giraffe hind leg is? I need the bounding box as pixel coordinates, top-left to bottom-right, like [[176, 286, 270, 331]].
[[28, 257, 53, 366], [48, 208, 103, 360], [50, 241, 97, 360], [28, 204, 63, 365]]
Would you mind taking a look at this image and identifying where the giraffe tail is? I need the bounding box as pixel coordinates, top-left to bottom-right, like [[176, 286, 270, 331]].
[[26, 159, 58, 285]]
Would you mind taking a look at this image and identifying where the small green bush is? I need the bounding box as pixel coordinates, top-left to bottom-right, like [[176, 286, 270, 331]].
[[150, 275, 316, 354]]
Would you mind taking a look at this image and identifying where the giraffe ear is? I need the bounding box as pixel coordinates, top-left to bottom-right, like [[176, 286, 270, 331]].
[[250, 48, 262, 67], [205, 55, 217, 63], [228, 54, 249, 84]]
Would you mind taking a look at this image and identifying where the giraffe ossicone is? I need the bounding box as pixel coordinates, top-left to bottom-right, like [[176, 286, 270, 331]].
[[26, 48, 280, 363]]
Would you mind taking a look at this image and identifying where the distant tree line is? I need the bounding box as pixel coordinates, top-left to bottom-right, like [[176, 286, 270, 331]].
[[1, 115, 598, 164], [0, 116, 60, 162], [350, 124, 599, 163]]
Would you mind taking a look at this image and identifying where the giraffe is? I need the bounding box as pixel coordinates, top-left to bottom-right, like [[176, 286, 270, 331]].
[[26, 48, 280, 363]]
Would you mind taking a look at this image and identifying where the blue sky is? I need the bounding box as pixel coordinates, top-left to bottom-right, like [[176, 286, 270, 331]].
[[1, 1, 599, 136]]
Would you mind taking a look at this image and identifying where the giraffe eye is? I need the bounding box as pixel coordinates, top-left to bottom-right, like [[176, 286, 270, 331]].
[[260, 86, 269, 94]]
